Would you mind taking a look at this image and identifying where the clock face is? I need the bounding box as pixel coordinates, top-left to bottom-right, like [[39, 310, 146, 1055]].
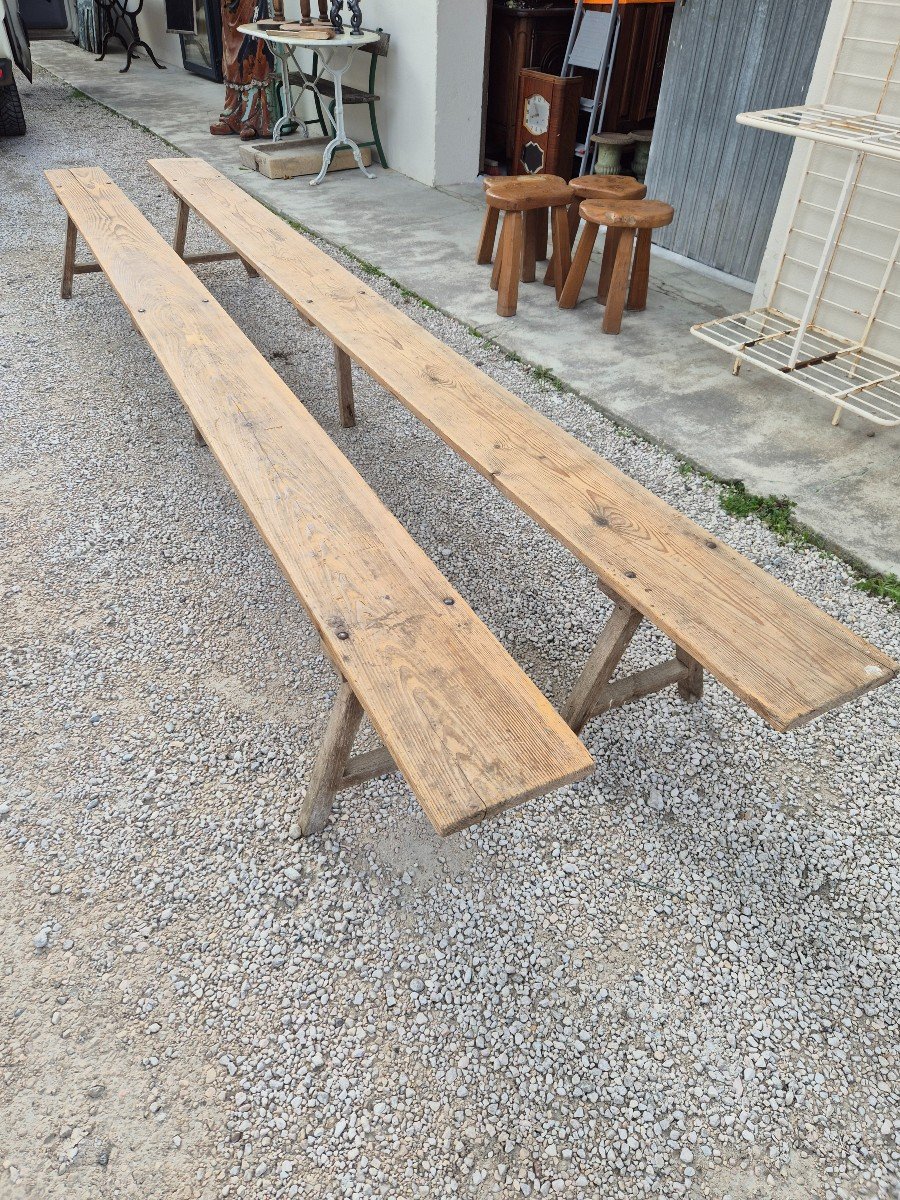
[[523, 93, 550, 137]]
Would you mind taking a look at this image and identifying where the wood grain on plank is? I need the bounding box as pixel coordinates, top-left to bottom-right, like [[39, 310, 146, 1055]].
[[47, 166, 593, 835], [147, 158, 897, 732]]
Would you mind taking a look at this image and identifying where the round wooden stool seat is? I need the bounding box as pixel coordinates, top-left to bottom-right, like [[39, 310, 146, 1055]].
[[541, 176, 648, 289], [476, 175, 575, 317], [579, 198, 674, 230], [569, 175, 646, 202], [483, 174, 573, 212], [560, 196, 676, 334]]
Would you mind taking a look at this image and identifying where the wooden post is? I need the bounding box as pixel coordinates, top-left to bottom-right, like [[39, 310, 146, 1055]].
[[550, 205, 572, 301], [676, 646, 703, 702], [335, 344, 356, 428], [522, 210, 539, 284], [597, 228, 622, 305], [173, 197, 190, 258], [61, 218, 77, 300], [491, 215, 509, 292], [294, 680, 363, 837], [559, 220, 598, 309], [544, 200, 580, 287], [561, 601, 643, 733], [602, 227, 636, 335], [497, 211, 524, 317], [627, 227, 652, 311], [476, 205, 500, 266]]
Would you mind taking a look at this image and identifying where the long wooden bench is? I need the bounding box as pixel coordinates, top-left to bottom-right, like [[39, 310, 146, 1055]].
[[47, 166, 593, 838], [149, 156, 897, 735]]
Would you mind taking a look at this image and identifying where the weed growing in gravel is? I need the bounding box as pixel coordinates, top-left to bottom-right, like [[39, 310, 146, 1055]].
[[720, 481, 798, 539], [856, 572, 900, 606]]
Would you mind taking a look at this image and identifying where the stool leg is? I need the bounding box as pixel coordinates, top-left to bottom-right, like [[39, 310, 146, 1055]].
[[558, 221, 599, 310], [627, 227, 652, 311], [535, 208, 548, 261], [522, 209, 539, 283], [597, 228, 622, 305], [550, 205, 572, 302], [497, 211, 524, 318], [491, 214, 508, 292], [477, 205, 500, 266], [544, 199, 580, 286], [602, 227, 635, 335]]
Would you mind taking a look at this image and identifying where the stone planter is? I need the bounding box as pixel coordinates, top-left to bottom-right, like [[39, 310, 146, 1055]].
[[590, 133, 634, 176]]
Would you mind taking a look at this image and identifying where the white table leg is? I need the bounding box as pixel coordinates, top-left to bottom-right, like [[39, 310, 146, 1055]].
[[273, 45, 309, 142], [310, 45, 375, 185]]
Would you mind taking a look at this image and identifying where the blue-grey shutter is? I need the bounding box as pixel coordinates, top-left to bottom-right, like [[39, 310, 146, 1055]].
[[644, 0, 831, 282]]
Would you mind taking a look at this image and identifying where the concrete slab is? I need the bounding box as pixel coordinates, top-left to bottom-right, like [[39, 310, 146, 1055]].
[[31, 41, 900, 576]]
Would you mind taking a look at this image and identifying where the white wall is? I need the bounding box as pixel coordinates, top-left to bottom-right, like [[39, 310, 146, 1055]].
[[133, 0, 488, 186], [752, 0, 900, 366]]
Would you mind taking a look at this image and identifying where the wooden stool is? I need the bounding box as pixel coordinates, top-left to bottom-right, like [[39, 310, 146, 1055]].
[[476, 175, 573, 317], [559, 198, 674, 334], [543, 174, 646, 287]]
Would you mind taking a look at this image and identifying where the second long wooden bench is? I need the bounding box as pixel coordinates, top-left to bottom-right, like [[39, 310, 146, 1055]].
[[149, 156, 897, 738], [47, 165, 593, 838]]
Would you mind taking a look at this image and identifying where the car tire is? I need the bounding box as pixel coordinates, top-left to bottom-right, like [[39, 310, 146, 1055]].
[[0, 78, 26, 136]]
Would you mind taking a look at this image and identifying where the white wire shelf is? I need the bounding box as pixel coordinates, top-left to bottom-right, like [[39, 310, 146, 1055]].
[[736, 104, 900, 161], [692, 307, 900, 426]]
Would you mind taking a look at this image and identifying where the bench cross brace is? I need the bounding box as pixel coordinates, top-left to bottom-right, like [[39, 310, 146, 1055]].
[[172, 198, 259, 278], [561, 594, 703, 734], [293, 668, 398, 837]]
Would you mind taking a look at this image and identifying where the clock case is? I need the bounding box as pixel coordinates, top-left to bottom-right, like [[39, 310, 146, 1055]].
[[512, 69, 582, 177]]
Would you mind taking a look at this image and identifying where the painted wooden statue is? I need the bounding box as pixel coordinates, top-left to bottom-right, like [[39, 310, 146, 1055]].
[[210, 0, 275, 139]]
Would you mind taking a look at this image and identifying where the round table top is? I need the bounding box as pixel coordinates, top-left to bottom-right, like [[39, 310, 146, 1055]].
[[237, 22, 379, 48]]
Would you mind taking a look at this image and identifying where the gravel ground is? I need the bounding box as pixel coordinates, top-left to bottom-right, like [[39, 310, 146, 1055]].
[[1, 70, 899, 1200]]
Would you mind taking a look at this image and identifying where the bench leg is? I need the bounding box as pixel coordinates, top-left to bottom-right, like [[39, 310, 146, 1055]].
[[173, 197, 257, 277], [295, 680, 364, 837], [292, 676, 400, 837], [335, 344, 356, 428], [477, 205, 500, 266], [676, 646, 703, 702], [61, 218, 78, 300], [173, 197, 190, 259], [191, 419, 206, 446], [561, 600, 643, 733], [562, 596, 705, 734]]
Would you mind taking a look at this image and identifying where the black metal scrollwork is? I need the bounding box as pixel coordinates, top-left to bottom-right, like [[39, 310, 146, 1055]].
[[329, 0, 362, 34]]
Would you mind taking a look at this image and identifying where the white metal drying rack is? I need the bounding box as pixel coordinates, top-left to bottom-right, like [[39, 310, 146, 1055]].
[[692, 43, 900, 429]]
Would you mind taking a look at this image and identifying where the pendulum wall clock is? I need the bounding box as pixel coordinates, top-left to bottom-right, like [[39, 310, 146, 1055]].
[[512, 69, 582, 178]]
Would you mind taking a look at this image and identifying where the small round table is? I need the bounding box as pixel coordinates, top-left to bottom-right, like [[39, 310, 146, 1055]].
[[237, 24, 380, 186]]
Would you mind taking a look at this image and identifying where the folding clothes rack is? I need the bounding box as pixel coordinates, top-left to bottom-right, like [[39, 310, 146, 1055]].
[[692, 9, 900, 428], [562, 0, 621, 176]]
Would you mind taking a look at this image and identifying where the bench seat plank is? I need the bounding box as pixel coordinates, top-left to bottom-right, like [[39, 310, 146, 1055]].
[[148, 157, 896, 733], [46, 166, 593, 835]]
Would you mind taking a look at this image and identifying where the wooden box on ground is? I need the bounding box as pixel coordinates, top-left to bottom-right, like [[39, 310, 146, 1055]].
[[239, 136, 372, 180]]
